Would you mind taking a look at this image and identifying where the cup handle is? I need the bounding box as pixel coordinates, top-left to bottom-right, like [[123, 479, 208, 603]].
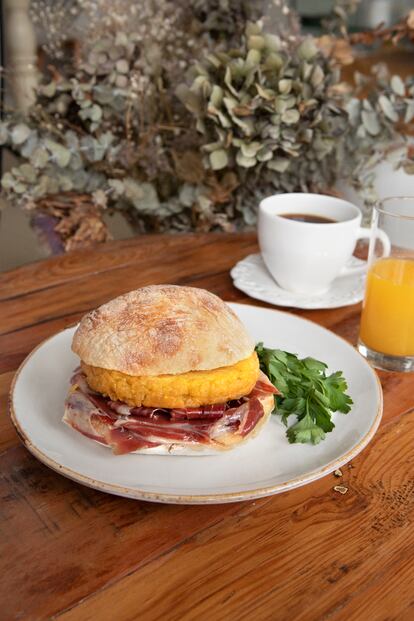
[[340, 227, 391, 277]]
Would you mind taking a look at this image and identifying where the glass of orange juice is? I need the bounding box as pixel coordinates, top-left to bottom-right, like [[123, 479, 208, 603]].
[[358, 197, 414, 372]]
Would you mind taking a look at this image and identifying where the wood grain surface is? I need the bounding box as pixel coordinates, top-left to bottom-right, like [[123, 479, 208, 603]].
[[1, 232, 413, 621]]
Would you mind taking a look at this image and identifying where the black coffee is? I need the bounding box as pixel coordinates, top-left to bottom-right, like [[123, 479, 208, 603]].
[[280, 213, 337, 224]]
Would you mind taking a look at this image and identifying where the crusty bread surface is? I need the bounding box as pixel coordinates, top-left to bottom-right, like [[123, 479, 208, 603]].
[[72, 285, 254, 376]]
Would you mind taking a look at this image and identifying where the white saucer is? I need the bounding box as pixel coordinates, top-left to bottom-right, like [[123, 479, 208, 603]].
[[231, 254, 366, 310]]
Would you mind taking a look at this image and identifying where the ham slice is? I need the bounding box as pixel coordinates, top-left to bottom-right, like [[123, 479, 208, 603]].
[[249, 380, 280, 399], [63, 370, 277, 454], [170, 404, 227, 420], [104, 428, 160, 455]]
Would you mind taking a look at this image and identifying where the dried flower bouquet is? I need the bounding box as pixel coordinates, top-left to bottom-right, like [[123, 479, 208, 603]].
[[1, 1, 414, 249]]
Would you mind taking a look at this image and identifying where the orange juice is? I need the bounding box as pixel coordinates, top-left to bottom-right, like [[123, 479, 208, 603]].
[[359, 258, 414, 356]]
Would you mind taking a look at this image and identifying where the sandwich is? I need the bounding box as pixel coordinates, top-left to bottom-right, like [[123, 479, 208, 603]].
[[63, 285, 278, 455]]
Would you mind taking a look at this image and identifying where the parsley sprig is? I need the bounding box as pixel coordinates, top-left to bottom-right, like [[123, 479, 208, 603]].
[[255, 343, 353, 445]]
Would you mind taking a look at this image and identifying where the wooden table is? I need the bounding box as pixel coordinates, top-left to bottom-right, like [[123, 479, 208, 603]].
[[1, 233, 413, 621]]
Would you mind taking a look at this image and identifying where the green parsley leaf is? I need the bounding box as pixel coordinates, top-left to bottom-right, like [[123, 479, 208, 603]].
[[286, 413, 326, 444], [255, 343, 353, 445], [324, 372, 353, 413]]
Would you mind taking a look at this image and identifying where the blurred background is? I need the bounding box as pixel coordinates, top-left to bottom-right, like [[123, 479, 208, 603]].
[[1, 0, 413, 270], [297, 0, 413, 31]]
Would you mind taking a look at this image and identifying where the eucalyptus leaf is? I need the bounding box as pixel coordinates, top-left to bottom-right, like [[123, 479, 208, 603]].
[[109, 46, 123, 61], [404, 101, 414, 124], [275, 96, 296, 113], [378, 96, 399, 122], [240, 141, 261, 158], [356, 124, 366, 139], [41, 82, 56, 98], [44, 139, 71, 167], [263, 125, 281, 140], [264, 34, 281, 52], [19, 163, 37, 183], [56, 94, 71, 115], [245, 22, 261, 37], [236, 152, 256, 168], [1, 172, 15, 191], [361, 110, 381, 136], [302, 62, 313, 82], [231, 114, 254, 136], [391, 75, 405, 97], [345, 98, 361, 126], [278, 79, 292, 94], [20, 132, 38, 158], [112, 95, 126, 112], [267, 158, 290, 172], [115, 75, 128, 89], [282, 109, 300, 125], [79, 104, 102, 123], [312, 135, 334, 159], [85, 171, 106, 192], [68, 153, 82, 171], [115, 32, 128, 47], [311, 65, 324, 88], [124, 179, 159, 212], [206, 53, 221, 70], [298, 39, 318, 61], [11, 124, 31, 145], [32, 175, 51, 198], [176, 84, 201, 115], [197, 195, 213, 214], [301, 83, 312, 99], [93, 85, 115, 106], [210, 105, 232, 128], [256, 84, 274, 101], [99, 132, 115, 149], [178, 184, 196, 207], [209, 149, 228, 170], [301, 128, 313, 142], [264, 52, 283, 70], [224, 66, 240, 98], [58, 174, 74, 192], [30, 147, 50, 169], [14, 182, 27, 194], [193, 75, 212, 98], [246, 50, 262, 70], [46, 176, 59, 194], [65, 130, 80, 151], [116, 59, 129, 74], [108, 179, 125, 196], [209, 85, 224, 108], [256, 146, 273, 162], [248, 35, 265, 51]]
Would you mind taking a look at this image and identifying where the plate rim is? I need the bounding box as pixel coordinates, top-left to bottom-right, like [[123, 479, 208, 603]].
[[9, 305, 383, 504]]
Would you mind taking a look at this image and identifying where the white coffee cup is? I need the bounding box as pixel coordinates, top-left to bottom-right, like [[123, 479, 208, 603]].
[[258, 193, 390, 295]]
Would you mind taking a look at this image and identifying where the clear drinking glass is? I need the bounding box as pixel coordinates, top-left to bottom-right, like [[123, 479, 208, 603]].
[[358, 197, 414, 372]]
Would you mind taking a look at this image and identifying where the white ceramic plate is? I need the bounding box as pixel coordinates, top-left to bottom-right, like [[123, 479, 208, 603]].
[[231, 254, 366, 309], [10, 303, 382, 504]]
